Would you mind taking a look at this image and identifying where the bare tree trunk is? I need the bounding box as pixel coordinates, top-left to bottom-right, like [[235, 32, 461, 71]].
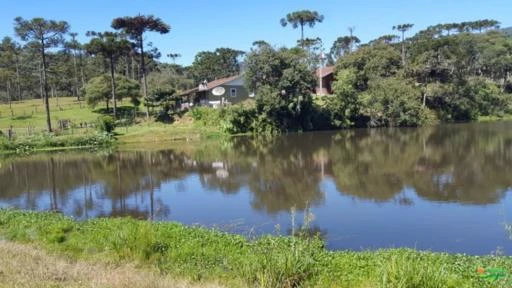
[[7, 81, 13, 115], [72, 48, 79, 101], [401, 31, 406, 66], [40, 39, 52, 132], [110, 56, 117, 118], [14, 53, 21, 101], [130, 54, 135, 80], [39, 62, 44, 103], [139, 37, 149, 119], [300, 23, 304, 48]]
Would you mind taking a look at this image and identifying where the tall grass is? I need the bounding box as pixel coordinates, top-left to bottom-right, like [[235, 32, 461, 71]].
[[0, 132, 114, 153], [0, 209, 510, 287]]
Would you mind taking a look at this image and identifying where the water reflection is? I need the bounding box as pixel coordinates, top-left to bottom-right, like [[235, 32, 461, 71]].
[[1, 121, 512, 253]]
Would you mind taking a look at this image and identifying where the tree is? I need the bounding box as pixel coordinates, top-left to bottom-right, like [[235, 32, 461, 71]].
[[84, 74, 140, 109], [112, 14, 170, 118], [329, 36, 361, 62], [245, 45, 316, 132], [327, 69, 360, 128], [393, 23, 414, 66], [14, 17, 69, 132], [85, 31, 131, 118], [166, 52, 181, 63], [190, 48, 245, 82], [280, 10, 324, 48], [65, 32, 83, 101], [0, 37, 22, 102]]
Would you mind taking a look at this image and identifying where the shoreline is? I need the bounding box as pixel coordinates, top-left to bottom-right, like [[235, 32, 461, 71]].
[[0, 209, 510, 287]]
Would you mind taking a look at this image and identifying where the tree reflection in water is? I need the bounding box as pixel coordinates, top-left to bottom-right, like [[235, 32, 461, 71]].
[[1, 121, 511, 220]]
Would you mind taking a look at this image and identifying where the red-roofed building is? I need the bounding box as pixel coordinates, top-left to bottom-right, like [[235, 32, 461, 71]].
[[315, 66, 335, 95], [179, 75, 252, 107]]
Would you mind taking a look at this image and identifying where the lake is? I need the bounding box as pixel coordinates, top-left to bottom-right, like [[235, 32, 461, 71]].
[[1, 121, 512, 255]]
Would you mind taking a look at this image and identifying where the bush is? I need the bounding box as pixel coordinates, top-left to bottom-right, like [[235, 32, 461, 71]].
[[362, 77, 430, 127], [96, 115, 116, 134], [190, 107, 222, 126], [220, 105, 257, 134]]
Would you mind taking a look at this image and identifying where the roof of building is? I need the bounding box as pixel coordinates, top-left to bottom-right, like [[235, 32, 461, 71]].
[[316, 66, 335, 78], [199, 75, 241, 91], [179, 74, 243, 96]]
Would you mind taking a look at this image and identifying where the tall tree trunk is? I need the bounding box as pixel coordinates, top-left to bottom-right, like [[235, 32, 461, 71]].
[[7, 81, 12, 115], [110, 56, 117, 119], [14, 53, 21, 101], [72, 48, 79, 101], [130, 54, 135, 80], [139, 37, 149, 119], [79, 48, 85, 91], [300, 23, 304, 48], [401, 31, 406, 66], [39, 62, 44, 103], [41, 41, 52, 132]]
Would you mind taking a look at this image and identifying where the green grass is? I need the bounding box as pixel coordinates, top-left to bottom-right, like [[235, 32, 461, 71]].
[[478, 114, 512, 122], [0, 210, 510, 288], [0, 98, 224, 150], [0, 98, 101, 134]]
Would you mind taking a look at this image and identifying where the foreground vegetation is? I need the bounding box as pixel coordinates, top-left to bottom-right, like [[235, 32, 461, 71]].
[[0, 210, 510, 287], [0, 241, 221, 288]]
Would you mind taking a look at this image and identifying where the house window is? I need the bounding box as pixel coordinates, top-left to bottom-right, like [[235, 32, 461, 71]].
[[230, 88, 237, 97]]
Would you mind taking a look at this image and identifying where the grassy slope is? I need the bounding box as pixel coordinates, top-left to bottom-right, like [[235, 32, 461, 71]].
[[0, 98, 99, 134], [0, 98, 223, 152], [0, 210, 510, 288]]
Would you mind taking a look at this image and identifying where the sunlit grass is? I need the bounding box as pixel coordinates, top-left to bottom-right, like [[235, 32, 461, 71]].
[[0, 209, 510, 288]]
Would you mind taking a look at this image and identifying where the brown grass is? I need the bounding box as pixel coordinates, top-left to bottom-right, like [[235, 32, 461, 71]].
[[0, 241, 224, 288]]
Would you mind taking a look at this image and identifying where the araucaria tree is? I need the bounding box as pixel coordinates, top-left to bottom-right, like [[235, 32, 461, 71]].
[[111, 14, 170, 118], [393, 23, 414, 66], [280, 10, 324, 48], [85, 31, 131, 118], [14, 17, 69, 132]]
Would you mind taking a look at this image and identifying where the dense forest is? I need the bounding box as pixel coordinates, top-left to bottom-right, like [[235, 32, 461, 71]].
[[0, 13, 511, 134]]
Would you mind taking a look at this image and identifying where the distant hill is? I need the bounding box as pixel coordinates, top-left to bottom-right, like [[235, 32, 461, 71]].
[[501, 27, 512, 36]]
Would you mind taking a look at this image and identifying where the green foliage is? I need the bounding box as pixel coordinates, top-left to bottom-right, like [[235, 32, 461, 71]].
[[96, 115, 116, 133], [190, 48, 245, 82], [0, 209, 510, 288], [246, 46, 316, 133], [84, 74, 140, 108], [220, 104, 257, 134], [362, 77, 433, 127], [326, 68, 361, 128], [0, 132, 113, 153]]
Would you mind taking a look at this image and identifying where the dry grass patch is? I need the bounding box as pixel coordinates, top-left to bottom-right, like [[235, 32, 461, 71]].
[[0, 241, 224, 288]]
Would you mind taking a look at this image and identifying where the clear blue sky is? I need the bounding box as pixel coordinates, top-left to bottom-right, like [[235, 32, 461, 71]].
[[1, 0, 510, 66]]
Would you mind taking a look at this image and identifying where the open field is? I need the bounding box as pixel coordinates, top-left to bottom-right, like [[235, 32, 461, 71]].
[[0, 98, 223, 152], [0, 209, 510, 288], [0, 98, 101, 135]]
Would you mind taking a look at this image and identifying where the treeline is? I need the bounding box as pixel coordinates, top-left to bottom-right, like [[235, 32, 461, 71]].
[[0, 15, 196, 131], [1, 12, 511, 135], [214, 17, 512, 133]]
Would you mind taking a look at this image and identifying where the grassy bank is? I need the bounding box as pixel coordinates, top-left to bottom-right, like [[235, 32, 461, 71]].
[[0, 210, 510, 287], [0, 241, 223, 288], [0, 132, 114, 154]]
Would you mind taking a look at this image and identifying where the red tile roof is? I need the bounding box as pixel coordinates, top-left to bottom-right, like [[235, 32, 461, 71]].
[[316, 66, 335, 78]]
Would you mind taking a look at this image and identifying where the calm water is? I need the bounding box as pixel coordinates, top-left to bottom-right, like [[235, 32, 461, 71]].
[[1, 122, 512, 255]]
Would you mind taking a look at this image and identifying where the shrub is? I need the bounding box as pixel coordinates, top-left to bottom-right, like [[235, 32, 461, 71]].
[[96, 115, 116, 134], [220, 105, 257, 134]]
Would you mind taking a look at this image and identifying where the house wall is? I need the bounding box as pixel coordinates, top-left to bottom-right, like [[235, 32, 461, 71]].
[[205, 84, 251, 105]]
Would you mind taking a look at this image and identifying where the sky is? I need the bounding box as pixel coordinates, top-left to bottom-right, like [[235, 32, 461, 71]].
[[1, 0, 511, 66]]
